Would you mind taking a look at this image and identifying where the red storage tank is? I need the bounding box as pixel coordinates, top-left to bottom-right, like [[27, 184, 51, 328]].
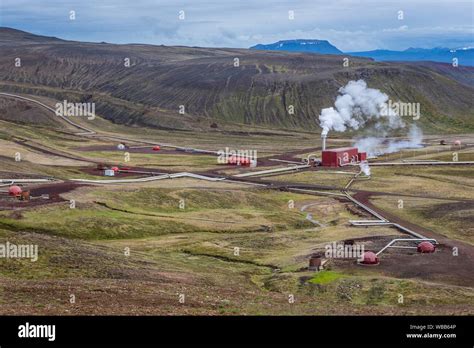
[[239, 157, 250, 166], [8, 185, 22, 197], [227, 155, 251, 166], [322, 147, 359, 167], [152, 146, 161, 151], [111, 166, 120, 172], [417, 241, 435, 253], [360, 251, 379, 265]]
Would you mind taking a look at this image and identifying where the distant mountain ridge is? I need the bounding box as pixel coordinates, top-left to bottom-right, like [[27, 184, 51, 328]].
[[349, 46, 474, 66], [251, 39, 474, 66], [250, 39, 343, 55]]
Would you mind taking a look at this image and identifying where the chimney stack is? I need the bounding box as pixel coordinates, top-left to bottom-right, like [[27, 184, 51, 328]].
[[322, 134, 327, 151]]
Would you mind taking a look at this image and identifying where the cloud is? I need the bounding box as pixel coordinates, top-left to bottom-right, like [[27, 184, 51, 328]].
[[1, 0, 472, 50], [383, 25, 409, 32]]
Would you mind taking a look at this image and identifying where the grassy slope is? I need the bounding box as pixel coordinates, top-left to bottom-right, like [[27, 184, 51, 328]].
[[1, 176, 472, 314], [0, 187, 315, 240], [1, 225, 472, 315]]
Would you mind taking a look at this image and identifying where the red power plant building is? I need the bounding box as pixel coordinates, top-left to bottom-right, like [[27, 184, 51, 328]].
[[322, 147, 367, 167]]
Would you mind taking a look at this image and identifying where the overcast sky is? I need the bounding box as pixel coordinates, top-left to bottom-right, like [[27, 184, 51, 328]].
[[1, 0, 473, 51]]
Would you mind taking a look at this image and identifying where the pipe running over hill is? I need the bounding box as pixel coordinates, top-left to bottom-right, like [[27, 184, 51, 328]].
[[376, 238, 438, 256], [71, 172, 225, 184], [233, 164, 310, 178], [0, 92, 96, 135], [0, 179, 55, 184]]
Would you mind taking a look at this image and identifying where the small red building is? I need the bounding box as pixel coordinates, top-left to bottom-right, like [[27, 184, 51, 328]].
[[322, 147, 359, 167], [322, 147, 368, 167]]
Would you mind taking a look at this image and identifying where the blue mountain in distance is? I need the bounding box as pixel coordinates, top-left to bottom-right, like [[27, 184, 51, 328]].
[[250, 39, 343, 55], [250, 40, 474, 66], [349, 46, 474, 66]]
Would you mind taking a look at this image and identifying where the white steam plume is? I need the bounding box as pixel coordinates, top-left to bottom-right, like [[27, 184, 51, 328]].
[[319, 80, 404, 135], [318, 79, 422, 155], [359, 161, 371, 176], [354, 124, 423, 156]]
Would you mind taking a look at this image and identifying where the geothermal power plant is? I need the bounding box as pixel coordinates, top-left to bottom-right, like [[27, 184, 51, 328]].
[[0, 20, 473, 328]]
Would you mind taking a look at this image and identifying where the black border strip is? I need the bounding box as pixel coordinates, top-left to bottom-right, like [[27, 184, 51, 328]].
[[0, 315, 471, 346]]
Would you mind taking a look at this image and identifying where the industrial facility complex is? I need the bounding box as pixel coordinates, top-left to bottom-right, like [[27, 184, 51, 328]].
[[1, 92, 470, 279], [0, 0, 473, 342], [0, 27, 473, 321]]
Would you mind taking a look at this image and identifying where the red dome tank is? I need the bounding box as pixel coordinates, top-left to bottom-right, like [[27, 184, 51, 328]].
[[8, 185, 22, 197], [360, 251, 379, 265], [227, 156, 238, 165], [417, 241, 435, 253], [239, 157, 250, 166], [152, 146, 161, 151]]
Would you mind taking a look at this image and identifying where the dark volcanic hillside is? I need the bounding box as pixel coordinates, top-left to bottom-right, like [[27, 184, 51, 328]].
[[0, 27, 473, 132]]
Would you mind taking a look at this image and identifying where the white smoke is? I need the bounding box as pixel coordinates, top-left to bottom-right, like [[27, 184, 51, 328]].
[[319, 79, 422, 156], [354, 124, 423, 156], [359, 161, 371, 176], [319, 80, 404, 135]]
